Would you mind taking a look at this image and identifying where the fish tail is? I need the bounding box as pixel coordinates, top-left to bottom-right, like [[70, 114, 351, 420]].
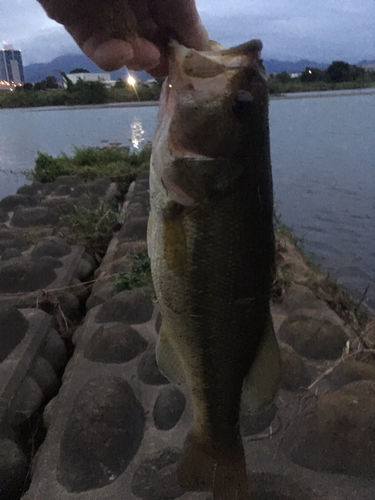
[[177, 430, 250, 500]]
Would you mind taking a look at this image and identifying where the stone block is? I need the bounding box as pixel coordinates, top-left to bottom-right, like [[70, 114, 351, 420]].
[[84, 323, 148, 363], [0, 307, 29, 363], [137, 345, 169, 385], [0, 438, 28, 500], [282, 380, 375, 478], [153, 386, 186, 431], [0, 194, 38, 213], [11, 206, 60, 227], [57, 377, 145, 492], [278, 308, 348, 359], [95, 290, 153, 325], [131, 448, 184, 500], [279, 342, 311, 391]]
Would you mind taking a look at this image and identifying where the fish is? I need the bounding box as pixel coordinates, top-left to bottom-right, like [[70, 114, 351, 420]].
[[148, 39, 280, 500]]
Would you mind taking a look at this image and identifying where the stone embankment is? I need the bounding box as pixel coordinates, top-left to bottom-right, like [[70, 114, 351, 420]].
[[1, 173, 374, 499]]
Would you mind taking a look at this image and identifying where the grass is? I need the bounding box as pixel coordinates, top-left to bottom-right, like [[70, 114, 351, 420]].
[[114, 251, 152, 292], [273, 208, 370, 329], [25, 144, 151, 195], [268, 78, 375, 95], [62, 205, 119, 256]]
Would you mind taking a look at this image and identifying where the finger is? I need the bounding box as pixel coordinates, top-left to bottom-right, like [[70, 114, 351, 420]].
[[126, 37, 162, 71], [81, 36, 162, 72], [151, 0, 210, 51], [82, 38, 135, 71]]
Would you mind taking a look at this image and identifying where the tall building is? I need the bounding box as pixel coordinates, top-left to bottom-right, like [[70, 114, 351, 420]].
[[0, 43, 25, 85]]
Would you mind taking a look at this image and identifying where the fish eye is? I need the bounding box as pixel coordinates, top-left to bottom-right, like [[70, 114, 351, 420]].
[[232, 90, 254, 119]]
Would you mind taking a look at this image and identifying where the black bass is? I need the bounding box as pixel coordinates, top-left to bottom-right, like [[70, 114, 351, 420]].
[[148, 39, 280, 500]]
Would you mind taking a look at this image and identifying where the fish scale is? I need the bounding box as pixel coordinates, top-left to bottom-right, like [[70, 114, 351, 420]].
[[149, 39, 280, 499]]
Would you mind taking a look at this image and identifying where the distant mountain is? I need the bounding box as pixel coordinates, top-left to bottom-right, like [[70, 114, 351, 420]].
[[357, 59, 375, 66], [23, 53, 150, 83], [24, 53, 337, 83], [263, 59, 329, 74]]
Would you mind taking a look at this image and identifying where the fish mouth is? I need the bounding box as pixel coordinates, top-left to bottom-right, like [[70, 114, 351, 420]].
[[166, 38, 266, 99], [170, 39, 264, 79], [160, 38, 268, 159], [151, 38, 269, 205]]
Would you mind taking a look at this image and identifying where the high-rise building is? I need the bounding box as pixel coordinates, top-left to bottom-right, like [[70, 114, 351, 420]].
[[0, 43, 25, 85]]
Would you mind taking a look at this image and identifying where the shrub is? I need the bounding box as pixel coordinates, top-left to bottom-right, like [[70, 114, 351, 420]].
[[114, 251, 152, 292], [27, 144, 151, 193]]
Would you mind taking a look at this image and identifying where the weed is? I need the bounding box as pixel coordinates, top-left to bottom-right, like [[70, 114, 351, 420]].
[[114, 251, 152, 292], [22, 229, 40, 246], [63, 205, 118, 255], [25, 145, 151, 195]]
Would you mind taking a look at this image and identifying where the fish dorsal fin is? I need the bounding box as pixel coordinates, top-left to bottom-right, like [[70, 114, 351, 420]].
[[156, 324, 185, 384], [241, 317, 280, 413]]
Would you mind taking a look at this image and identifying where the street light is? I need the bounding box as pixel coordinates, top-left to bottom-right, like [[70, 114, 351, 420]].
[[127, 74, 139, 100], [127, 75, 136, 86]]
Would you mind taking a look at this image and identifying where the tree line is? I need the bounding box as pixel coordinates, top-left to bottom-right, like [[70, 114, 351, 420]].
[[0, 70, 164, 108], [1, 60, 374, 108], [269, 60, 375, 94]]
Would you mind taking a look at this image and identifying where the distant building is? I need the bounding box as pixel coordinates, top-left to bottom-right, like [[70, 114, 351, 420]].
[[63, 72, 116, 88], [0, 43, 24, 85]]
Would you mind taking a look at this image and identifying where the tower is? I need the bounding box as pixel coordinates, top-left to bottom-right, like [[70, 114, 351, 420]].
[[0, 43, 25, 85]]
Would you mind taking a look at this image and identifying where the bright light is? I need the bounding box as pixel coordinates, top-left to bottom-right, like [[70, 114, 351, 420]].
[[127, 75, 136, 86], [308, 70, 312, 74]]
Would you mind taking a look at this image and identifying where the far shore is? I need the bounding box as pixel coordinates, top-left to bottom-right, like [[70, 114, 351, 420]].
[[1, 86, 375, 112], [271, 87, 375, 100]]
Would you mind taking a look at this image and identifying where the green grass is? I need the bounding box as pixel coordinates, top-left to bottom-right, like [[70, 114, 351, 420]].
[[114, 251, 152, 292], [63, 205, 118, 254], [269, 78, 375, 95], [23, 144, 152, 255], [25, 144, 151, 195]]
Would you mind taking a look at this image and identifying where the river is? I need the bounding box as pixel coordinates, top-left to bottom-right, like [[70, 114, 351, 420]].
[[0, 90, 374, 313]]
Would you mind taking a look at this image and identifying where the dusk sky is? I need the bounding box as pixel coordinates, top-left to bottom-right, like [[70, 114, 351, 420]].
[[1, 0, 374, 66]]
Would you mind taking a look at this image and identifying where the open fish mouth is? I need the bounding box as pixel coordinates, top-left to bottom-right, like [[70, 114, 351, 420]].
[[164, 38, 267, 155], [151, 39, 269, 206]]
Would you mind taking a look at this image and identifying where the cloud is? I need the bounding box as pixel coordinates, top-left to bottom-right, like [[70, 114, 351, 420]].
[[1, 0, 374, 65], [198, 0, 375, 62], [0, 0, 80, 63], [17, 28, 80, 65]]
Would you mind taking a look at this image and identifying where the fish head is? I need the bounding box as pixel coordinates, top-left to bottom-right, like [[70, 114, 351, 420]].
[[164, 39, 268, 159], [151, 39, 270, 206]]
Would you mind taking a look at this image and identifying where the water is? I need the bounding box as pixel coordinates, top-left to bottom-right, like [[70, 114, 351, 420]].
[[0, 104, 159, 200], [269, 94, 375, 313], [0, 93, 374, 312]]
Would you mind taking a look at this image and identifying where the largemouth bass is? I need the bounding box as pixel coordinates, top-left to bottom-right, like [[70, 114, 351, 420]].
[[148, 39, 280, 500]]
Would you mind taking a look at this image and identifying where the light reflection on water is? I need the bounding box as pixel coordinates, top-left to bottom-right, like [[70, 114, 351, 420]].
[[130, 117, 145, 149]]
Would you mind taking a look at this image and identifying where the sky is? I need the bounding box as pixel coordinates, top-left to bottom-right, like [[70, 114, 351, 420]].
[[1, 0, 374, 66]]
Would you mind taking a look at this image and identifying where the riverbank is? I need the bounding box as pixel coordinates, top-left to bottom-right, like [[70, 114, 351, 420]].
[[271, 87, 375, 99], [1, 100, 160, 113], [1, 163, 374, 499], [1, 95, 374, 314], [1, 84, 375, 110]]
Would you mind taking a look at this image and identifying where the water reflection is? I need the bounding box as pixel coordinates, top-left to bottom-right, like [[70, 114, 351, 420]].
[[131, 117, 145, 149]]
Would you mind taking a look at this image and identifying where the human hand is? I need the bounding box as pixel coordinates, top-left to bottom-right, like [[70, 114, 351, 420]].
[[37, 0, 209, 76]]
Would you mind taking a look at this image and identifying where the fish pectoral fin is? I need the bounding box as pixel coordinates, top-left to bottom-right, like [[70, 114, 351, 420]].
[[156, 325, 185, 384], [241, 317, 280, 413]]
